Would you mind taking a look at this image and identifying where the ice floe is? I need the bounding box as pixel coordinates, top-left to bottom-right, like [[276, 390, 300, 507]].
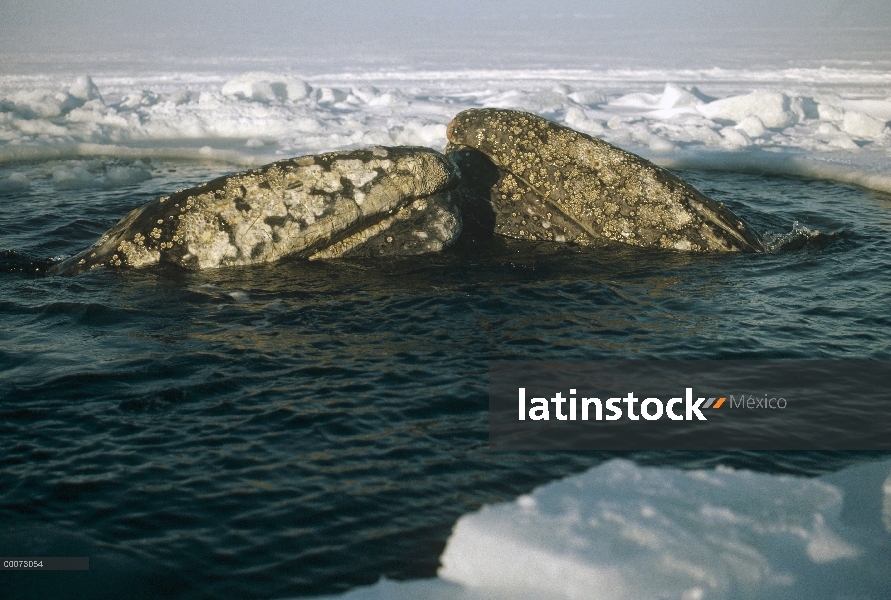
[[221, 71, 312, 103], [307, 459, 891, 600]]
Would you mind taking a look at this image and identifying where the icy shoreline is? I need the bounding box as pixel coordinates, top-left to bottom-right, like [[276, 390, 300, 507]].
[[2, 68, 890, 194]]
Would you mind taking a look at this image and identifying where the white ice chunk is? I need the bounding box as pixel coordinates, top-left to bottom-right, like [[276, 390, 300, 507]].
[[658, 83, 704, 109], [836, 99, 891, 122], [720, 126, 752, 148], [610, 91, 662, 110], [735, 115, 766, 138], [165, 90, 193, 105], [648, 134, 677, 153], [221, 72, 311, 102], [7, 90, 81, 119], [104, 165, 151, 186], [0, 172, 30, 192], [314, 87, 348, 105], [817, 103, 845, 122], [815, 123, 859, 150], [351, 85, 380, 104], [309, 459, 891, 600], [53, 166, 96, 189], [119, 90, 159, 109], [698, 91, 802, 129], [567, 90, 605, 106], [805, 514, 860, 563], [386, 122, 448, 148], [68, 76, 101, 102], [611, 84, 703, 117], [563, 107, 605, 136], [65, 99, 130, 128], [437, 459, 891, 600], [842, 111, 888, 138], [367, 91, 408, 108], [489, 90, 568, 114]]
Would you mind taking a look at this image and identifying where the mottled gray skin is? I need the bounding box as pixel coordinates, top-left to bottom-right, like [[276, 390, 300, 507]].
[[48, 146, 461, 275], [446, 108, 766, 252]]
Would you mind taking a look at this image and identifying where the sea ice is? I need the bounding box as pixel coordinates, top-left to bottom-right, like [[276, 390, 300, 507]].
[[103, 165, 151, 186], [697, 91, 803, 129], [610, 83, 703, 116], [6, 89, 81, 119], [52, 165, 96, 189], [307, 459, 891, 600], [68, 75, 101, 102], [567, 90, 606, 106], [842, 111, 888, 139], [719, 126, 751, 148], [0, 172, 29, 192], [314, 87, 349, 105], [734, 116, 766, 139], [221, 72, 312, 103], [1, 67, 890, 192]]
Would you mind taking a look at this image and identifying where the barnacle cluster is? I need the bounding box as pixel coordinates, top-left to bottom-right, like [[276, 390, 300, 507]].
[[49, 146, 461, 275], [446, 108, 765, 252]]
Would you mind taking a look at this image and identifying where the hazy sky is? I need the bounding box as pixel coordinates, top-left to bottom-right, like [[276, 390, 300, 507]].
[[2, 0, 890, 70]]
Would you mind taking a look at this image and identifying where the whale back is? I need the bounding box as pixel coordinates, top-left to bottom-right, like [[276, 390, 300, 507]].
[[447, 108, 766, 252], [49, 146, 461, 275]]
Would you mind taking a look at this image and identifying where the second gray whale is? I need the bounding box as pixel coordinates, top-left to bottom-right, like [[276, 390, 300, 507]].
[[447, 108, 766, 252], [48, 146, 462, 275]]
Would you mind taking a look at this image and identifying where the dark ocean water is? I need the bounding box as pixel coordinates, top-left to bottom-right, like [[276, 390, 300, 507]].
[[1, 161, 890, 599]]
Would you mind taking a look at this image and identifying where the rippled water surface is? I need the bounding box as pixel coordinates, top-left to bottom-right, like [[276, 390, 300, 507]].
[[1, 162, 890, 599]]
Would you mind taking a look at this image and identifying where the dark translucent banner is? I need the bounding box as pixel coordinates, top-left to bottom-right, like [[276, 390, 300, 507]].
[[1, 557, 89, 570], [489, 361, 891, 450]]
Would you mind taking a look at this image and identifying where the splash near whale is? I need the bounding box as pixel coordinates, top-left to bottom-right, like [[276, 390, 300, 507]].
[[48, 146, 462, 275], [446, 108, 766, 252]]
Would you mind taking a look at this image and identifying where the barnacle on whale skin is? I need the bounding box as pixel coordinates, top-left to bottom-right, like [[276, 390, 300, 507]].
[[48, 146, 463, 275], [446, 108, 766, 253]]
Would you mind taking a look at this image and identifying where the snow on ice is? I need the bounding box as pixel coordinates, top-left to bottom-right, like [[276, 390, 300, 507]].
[[1, 68, 890, 193]]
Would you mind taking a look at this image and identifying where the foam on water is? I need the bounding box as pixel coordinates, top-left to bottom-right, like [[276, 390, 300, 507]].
[[310, 459, 891, 600], [2, 67, 890, 193]]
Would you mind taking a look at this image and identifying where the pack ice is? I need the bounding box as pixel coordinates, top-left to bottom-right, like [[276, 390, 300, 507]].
[[1, 68, 890, 193]]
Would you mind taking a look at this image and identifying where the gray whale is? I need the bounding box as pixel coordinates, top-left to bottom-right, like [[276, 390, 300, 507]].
[[48, 146, 461, 275], [48, 112, 768, 277], [446, 108, 766, 252]]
